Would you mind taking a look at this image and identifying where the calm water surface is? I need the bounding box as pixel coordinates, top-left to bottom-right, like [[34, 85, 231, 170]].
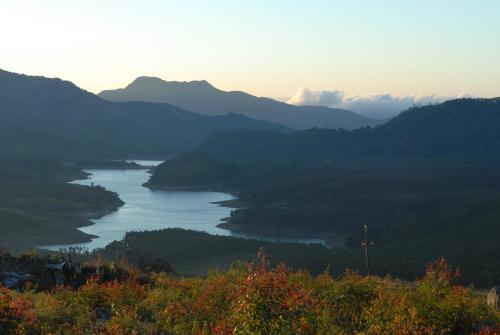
[[46, 161, 324, 250]]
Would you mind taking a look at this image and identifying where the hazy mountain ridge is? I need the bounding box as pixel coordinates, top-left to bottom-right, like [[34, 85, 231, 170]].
[[0, 69, 107, 112], [193, 97, 500, 160], [99, 76, 383, 129], [0, 69, 288, 159]]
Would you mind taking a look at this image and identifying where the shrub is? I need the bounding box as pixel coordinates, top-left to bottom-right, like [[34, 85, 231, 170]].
[[0, 256, 498, 334], [0, 285, 36, 334]]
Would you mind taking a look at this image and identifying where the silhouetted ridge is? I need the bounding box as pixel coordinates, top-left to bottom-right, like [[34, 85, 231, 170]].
[[0, 69, 106, 112], [0, 69, 289, 159], [122, 77, 219, 97], [191, 97, 500, 160], [99, 77, 383, 129]]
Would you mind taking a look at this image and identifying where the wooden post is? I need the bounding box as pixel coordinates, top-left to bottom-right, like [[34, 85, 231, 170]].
[[361, 224, 373, 277]]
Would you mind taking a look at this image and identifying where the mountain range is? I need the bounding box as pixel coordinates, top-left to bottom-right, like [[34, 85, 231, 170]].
[[193, 97, 500, 160], [0, 69, 288, 159], [99, 77, 383, 129]]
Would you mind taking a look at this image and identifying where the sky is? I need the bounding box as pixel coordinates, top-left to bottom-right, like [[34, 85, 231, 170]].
[[1, 0, 499, 117]]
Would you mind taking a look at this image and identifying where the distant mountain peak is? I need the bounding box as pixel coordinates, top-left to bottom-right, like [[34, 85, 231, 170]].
[[128, 76, 166, 87], [99, 77, 382, 130], [125, 76, 217, 92], [0, 68, 289, 159]]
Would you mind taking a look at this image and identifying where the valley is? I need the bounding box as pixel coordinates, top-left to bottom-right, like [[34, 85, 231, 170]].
[[1, 68, 499, 287], [2, 3, 500, 333], [45, 161, 328, 251]]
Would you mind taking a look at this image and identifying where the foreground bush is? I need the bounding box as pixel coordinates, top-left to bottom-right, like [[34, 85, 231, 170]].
[[0, 257, 498, 334]]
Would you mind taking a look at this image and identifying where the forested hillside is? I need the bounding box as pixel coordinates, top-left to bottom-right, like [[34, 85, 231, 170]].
[[148, 98, 500, 286], [0, 69, 288, 159], [0, 160, 123, 252], [195, 98, 500, 160]]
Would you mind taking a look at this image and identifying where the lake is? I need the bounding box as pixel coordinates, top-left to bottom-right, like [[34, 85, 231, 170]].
[[46, 161, 325, 250]]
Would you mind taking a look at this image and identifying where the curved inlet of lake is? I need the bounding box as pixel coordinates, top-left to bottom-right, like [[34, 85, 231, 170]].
[[45, 161, 325, 250]]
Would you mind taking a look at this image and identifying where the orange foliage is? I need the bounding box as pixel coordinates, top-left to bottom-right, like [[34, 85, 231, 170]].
[[0, 285, 37, 334], [0, 257, 497, 334]]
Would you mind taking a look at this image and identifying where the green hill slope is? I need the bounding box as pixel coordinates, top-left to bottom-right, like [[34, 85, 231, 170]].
[[147, 99, 500, 286], [0, 69, 288, 159]]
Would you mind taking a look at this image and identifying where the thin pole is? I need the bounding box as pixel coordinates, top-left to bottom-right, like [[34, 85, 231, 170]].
[[362, 224, 371, 277]]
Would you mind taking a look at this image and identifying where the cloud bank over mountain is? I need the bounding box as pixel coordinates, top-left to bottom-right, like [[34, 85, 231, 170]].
[[287, 88, 467, 119]]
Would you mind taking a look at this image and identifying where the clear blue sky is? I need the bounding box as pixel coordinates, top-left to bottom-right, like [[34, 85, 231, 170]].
[[1, 0, 499, 98]]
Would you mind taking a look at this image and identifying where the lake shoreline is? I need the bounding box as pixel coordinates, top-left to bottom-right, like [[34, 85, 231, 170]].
[[43, 164, 237, 251], [144, 181, 241, 196], [42, 162, 332, 251], [37, 194, 125, 251], [144, 181, 339, 247]]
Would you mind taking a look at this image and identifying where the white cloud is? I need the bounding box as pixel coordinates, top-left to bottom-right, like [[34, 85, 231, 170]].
[[287, 88, 468, 119], [288, 87, 344, 107]]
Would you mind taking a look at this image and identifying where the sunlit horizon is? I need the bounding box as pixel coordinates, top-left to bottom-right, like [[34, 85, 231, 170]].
[[2, 0, 499, 103]]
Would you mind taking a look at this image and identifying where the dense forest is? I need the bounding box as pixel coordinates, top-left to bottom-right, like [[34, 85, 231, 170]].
[[97, 229, 350, 275], [147, 99, 500, 287], [195, 98, 500, 160]]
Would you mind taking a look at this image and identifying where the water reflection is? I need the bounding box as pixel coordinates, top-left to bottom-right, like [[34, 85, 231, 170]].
[[45, 161, 324, 250]]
